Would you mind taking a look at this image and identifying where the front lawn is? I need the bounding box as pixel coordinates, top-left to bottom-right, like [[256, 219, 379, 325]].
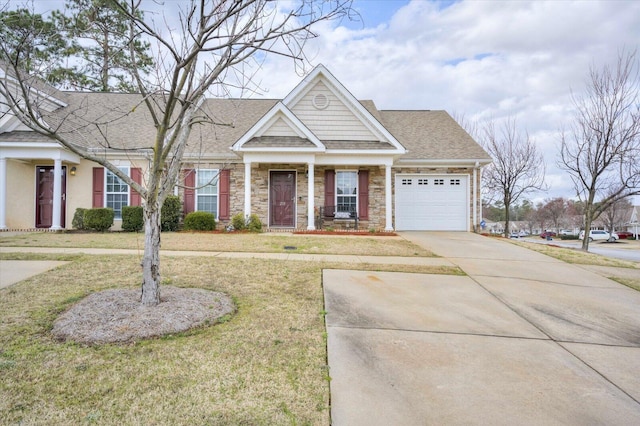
[[0, 253, 459, 425], [0, 231, 434, 257]]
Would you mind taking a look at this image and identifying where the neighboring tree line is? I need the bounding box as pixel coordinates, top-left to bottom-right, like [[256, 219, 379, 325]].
[[463, 50, 640, 250], [0, 0, 153, 92], [483, 197, 635, 237]]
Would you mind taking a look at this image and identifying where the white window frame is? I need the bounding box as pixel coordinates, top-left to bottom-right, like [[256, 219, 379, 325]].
[[336, 170, 358, 215], [105, 166, 130, 220], [196, 169, 219, 218]]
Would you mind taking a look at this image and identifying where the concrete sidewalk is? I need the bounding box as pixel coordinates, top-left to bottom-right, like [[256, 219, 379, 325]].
[[0, 246, 453, 289], [0, 260, 69, 289], [325, 232, 640, 425]]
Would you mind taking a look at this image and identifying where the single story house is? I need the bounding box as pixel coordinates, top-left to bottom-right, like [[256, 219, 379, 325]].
[[0, 65, 491, 232]]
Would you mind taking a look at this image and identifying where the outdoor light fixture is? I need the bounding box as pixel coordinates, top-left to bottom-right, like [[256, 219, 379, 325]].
[[70, 166, 77, 176]]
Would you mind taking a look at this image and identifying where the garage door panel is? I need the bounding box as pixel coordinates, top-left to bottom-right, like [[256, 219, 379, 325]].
[[395, 174, 468, 231]]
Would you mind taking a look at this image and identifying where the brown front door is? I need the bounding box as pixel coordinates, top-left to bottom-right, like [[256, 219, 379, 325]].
[[270, 171, 296, 227], [36, 166, 66, 228]]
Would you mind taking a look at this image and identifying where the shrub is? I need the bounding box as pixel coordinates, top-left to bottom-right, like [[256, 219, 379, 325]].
[[83, 208, 114, 232], [72, 208, 87, 230], [161, 195, 181, 232], [183, 211, 216, 231], [231, 212, 246, 231], [122, 206, 144, 232], [247, 214, 262, 233], [560, 234, 579, 240]]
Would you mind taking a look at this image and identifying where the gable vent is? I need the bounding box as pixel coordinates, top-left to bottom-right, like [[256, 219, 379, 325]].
[[312, 93, 329, 110]]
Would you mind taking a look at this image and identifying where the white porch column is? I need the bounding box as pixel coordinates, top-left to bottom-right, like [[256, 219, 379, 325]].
[[0, 158, 7, 230], [244, 162, 252, 217], [307, 162, 315, 230], [50, 159, 63, 230], [385, 164, 393, 231], [473, 165, 478, 231]]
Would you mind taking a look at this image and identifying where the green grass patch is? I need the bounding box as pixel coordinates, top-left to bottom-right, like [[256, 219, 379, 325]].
[[0, 232, 435, 257], [608, 277, 640, 292]]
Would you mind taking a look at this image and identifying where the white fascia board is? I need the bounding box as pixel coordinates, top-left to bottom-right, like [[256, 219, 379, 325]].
[[395, 158, 492, 168], [238, 146, 324, 153], [232, 102, 324, 151], [283, 64, 406, 154], [243, 152, 317, 164], [315, 154, 394, 167], [0, 144, 80, 163]]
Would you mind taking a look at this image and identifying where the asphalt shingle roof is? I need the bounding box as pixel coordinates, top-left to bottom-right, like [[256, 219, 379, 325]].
[[379, 110, 491, 161], [4, 91, 489, 162]]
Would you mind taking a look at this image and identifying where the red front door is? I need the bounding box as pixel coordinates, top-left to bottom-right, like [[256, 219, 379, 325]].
[[270, 171, 296, 227], [36, 166, 66, 228]]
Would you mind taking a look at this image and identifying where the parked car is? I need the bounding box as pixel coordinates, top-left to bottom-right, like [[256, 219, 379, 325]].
[[616, 231, 634, 239], [509, 230, 528, 238], [559, 230, 574, 236], [540, 231, 557, 239], [578, 230, 618, 242]]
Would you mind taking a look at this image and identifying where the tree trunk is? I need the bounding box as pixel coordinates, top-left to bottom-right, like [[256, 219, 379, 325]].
[[141, 200, 162, 306], [581, 198, 594, 251], [504, 197, 511, 239]]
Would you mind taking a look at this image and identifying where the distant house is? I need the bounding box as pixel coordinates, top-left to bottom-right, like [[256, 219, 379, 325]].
[[0, 65, 491, 232], [627, 205, 640, 237]]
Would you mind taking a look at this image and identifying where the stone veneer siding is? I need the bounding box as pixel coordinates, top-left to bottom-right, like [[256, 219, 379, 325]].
[[180, 163, 482, 231], [232, 164, 388, 230]]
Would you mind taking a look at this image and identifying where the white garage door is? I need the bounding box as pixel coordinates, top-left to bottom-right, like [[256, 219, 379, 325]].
[[395, 174, 468, 231]]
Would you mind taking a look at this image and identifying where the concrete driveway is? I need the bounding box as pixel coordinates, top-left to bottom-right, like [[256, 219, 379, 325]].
[[324, 232, 640, 425]]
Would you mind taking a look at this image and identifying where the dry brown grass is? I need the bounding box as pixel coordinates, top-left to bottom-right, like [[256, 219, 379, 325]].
[[0, 253, 460, 425], [0, 231, 434, 257], [512, 241, 639, 269], [511, 241, 640, 292]]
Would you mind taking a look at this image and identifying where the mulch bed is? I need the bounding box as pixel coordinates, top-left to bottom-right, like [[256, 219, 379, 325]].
[[51, 286, 235, 345]]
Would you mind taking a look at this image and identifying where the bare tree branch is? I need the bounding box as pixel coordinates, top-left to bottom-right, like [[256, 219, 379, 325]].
[[558, 49, 640, 250], [480, 116, 547, 238]]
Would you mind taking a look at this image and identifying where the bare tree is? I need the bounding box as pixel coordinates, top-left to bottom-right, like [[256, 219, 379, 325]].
[[559, 50, 640, 250], [602, 196, 632, 236], [541, 197, 567, 233], [0, 0, 352, 306], [480, 116, 547, 238]]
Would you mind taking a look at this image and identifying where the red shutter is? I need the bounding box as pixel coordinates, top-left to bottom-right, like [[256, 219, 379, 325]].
[[183, 169, 195, 215], [130, 168, 142, 207], [92, 168, 104, 208], [324, 170, 335, 216], [219, 169, 230, 220], [358, 170, 369, 220]]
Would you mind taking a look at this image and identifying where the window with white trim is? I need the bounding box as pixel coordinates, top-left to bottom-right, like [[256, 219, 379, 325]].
[[196, 169, 219, 217], [336, 171, 357, 214], [106, 167, 129, 219]]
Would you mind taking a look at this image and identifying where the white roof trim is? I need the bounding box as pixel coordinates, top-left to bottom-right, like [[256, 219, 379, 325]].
[[232, 102, 325, 152], [283, 64, 406, 154]]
